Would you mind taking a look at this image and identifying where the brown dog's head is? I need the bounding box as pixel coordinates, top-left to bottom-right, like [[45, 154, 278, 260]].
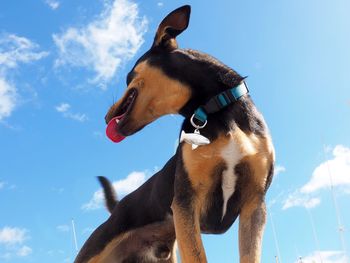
[[105, 5, 192, 137], [105, 5, 243, 138]]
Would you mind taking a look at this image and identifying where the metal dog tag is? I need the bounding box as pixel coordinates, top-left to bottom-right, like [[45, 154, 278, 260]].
[[180, 130, 210, 150]]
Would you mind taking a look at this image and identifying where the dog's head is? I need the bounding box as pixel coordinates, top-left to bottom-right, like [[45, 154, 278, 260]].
[[105, 5, 191, 137], [105, 5, 242, 138]]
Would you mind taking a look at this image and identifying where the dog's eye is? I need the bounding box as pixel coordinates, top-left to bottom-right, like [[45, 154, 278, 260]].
[[126, 71, 135, 86]]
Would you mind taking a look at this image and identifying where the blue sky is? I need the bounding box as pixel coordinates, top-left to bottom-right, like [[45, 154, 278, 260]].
[[0, 0, 350, 262]]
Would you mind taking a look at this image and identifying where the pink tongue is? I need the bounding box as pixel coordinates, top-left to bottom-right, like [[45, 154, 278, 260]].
[[106, 115, 126, 143]]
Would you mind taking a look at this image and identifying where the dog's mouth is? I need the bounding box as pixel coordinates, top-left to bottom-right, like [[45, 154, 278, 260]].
[[106, 88, 138, 143]]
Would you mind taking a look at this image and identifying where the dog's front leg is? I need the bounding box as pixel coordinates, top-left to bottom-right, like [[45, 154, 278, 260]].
[[238, 196, 267, 263], [171, 199, 206, 263], [171, 168, 207, 263]]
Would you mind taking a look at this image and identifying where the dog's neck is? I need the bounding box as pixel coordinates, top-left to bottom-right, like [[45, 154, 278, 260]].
[[176, 49, 244, 116], [180, 84, 266, 141], [169, 49, 266, 140]]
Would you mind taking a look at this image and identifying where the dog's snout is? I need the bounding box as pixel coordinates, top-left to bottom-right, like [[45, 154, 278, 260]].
[[105, 114, 109, 124], [105, 107, 115, 124]]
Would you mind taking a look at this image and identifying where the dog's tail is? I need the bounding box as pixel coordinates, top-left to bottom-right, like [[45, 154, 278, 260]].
[[97, 176, 118, 213]]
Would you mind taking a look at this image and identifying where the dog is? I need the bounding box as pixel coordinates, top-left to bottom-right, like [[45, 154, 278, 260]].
[[74, 159, 178, 263], [104, 5, 275, 263]]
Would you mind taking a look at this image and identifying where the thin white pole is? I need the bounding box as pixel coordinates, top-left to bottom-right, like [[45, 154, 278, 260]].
[[269, 212, 282, 263], [306, 208, 323, 263], [322, 144, 348, 259], [71, 218, 78, 252], [295, 245, 302, 262]]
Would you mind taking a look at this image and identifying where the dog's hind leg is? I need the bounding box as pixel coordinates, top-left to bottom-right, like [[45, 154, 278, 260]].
[[238, 195, 266, 263]]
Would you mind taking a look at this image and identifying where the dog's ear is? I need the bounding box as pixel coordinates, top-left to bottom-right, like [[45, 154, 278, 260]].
[[152, 5, 191, 50]]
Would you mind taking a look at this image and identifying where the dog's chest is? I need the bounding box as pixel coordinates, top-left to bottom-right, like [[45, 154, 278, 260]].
[[220, 139, 242, 218], [182, 135, 245, 218]]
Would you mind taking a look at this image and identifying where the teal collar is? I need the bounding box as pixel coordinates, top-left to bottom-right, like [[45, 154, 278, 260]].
[[193, 81, 249, 123]]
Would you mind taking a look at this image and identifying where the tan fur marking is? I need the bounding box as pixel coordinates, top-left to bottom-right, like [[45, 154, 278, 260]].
[[233, 131, 272, 263], [172, 202, 207, 263], [182, 129, 273, 197], [174, 134, 229, 263], [132, 61, 191, 118], [87, 232, 131, 263], [239, 197, 267, 263], [234, 130, 274, 193], [106, 61, 191, 134], [182, 134, 232, 216], [86, 218, 176, 263], [182, 135, 229, 189]]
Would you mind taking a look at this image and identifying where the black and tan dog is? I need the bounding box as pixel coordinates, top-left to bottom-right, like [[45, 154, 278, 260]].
[[77, 5, 274, 263]]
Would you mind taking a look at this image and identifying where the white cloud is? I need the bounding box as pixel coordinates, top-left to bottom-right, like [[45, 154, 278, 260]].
[[0, 227, 32, 259], [274, 165, 286, 176], [82, 171, 147, 210], [66, 112, 88, 122], [55, 103, 70, 112], [0, 245, 32, 259], [283, 145, 350, 210], [53, 0, 148, 87], [297, 250, 348, 263], [0, 78, 17, 121], [283, 191, 321, 210], [55, 102, 88, 122], [45, 0, 60, 10], [301, 145, 350, 193], [112, 171, 147, 194], [0, 34, 48, 70], [0, 34, 48, 120], [0, 227, 28, 245], [0, 181, 4, 189], [157, 2, 164, 7], [56, 225, 70, 232], [16, 245, 32, 257]]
